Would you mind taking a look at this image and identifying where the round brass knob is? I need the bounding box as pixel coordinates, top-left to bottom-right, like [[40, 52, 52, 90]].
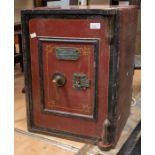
[[52, 73, 66, 87]]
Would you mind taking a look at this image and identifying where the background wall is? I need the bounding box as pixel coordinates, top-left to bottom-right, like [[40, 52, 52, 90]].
[[14, 0, 34, 23], [47, 0, 70, 7]]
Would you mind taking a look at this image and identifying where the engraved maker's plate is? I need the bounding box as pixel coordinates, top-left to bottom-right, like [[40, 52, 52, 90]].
[[55, 47, 80, 60]]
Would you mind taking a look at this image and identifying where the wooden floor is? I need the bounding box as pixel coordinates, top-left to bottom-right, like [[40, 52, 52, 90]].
[[14, 65, 141, 155]]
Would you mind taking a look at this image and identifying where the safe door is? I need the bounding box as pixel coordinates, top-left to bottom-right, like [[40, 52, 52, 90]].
[[28, 18, 109, 139], [38, 38, 99, 119]]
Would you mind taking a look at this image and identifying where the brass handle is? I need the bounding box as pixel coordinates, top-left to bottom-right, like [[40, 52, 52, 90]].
[[52, 73, 66, 87], [51, 73, 66, 101]]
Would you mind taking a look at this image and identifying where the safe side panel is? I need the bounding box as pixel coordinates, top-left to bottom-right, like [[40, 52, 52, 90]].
[[29, 18, 110, 137], [115, 8, 138, 143]]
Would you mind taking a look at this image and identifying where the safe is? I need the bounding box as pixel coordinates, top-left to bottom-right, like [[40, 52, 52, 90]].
[[21, 5, 138, 150]]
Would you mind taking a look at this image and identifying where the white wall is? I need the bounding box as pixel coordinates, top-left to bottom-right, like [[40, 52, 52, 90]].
[[47, 0, 70, 7]]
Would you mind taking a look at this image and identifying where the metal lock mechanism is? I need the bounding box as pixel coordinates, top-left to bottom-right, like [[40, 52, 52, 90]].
[[73, 73, 90, 90]]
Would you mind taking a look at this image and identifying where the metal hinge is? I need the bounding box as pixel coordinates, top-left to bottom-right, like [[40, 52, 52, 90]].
[[98, 119, 113, 150]]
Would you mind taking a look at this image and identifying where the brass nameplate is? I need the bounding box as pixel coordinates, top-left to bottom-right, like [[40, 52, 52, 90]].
[[55, 48, 80, 60]]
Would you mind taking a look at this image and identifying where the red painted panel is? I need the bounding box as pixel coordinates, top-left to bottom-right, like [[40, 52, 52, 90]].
[[42, 41, 95, 116]]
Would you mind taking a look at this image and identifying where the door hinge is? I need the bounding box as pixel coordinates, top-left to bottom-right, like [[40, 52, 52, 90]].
[[98, 119, 113, 150]]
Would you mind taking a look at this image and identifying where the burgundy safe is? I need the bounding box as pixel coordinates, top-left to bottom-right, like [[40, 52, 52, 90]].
[[21, 5, 138, 150]]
